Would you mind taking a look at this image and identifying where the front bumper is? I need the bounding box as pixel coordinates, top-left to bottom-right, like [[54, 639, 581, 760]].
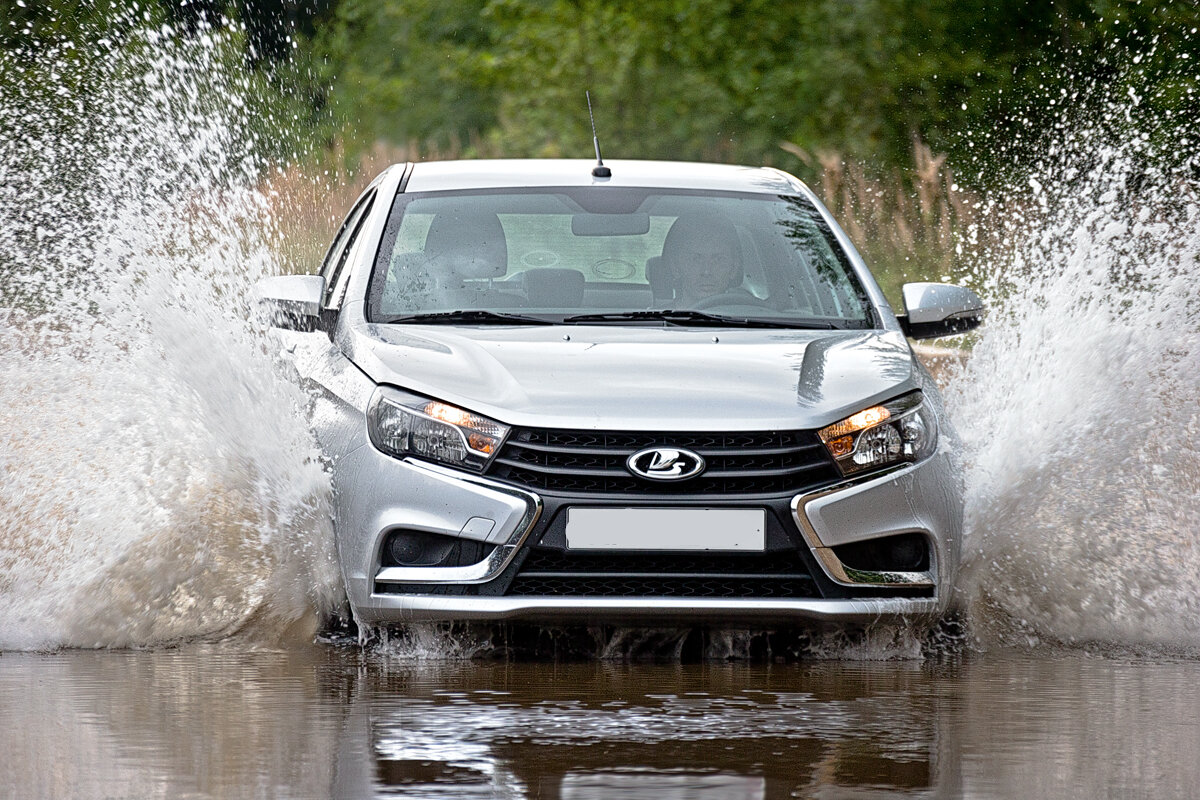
[[333, 442, 962, 626], [365, 596, 940, 624]]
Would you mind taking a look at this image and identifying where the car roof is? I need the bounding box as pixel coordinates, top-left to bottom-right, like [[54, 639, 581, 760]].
[[402, 159, 807, 195]]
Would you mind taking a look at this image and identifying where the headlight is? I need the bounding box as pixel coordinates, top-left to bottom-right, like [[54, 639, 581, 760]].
[[367, 386, 509, 472], [818, 392, 938, 476]]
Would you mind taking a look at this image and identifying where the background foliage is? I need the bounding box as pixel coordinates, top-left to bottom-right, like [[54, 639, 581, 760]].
[[2, 0, 1197, 286], [8, 0, 1190, 176], [305, 0, 1200, 182]]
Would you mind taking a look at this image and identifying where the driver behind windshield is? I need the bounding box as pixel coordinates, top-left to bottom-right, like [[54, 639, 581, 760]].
[[660, 215, 745, 307]]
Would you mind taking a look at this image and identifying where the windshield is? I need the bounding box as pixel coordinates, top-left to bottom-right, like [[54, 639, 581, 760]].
[[366, 188, 875, 328]]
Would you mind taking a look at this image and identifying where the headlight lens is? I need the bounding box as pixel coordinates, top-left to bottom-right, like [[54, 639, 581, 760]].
[[818, 392, 937, 476], [367, 386, 509, 472]]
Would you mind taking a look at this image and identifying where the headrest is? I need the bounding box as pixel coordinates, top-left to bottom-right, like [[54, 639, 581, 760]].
[[424, 211, 508, 279], [659, 215, 742, 291], [661, 214, 739, 264]]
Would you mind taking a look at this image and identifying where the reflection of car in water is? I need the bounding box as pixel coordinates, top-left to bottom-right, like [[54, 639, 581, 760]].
[[329, 661, 952, 799], [257, 159, 983, 629]]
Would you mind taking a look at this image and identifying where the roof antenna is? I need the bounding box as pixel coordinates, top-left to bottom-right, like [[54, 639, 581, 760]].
[[586, 91, 611, 178]]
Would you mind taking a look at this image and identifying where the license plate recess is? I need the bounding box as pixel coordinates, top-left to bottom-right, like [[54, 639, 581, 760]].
[[564, 507, 766, 551]]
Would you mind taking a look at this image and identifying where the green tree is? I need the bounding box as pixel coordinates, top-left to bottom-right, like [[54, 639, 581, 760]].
[[313, 0, 498, 152], [309, 0, 1199, 181]]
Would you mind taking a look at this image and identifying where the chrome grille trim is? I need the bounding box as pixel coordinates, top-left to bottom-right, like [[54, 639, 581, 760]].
[[487, 427, 840, 495]]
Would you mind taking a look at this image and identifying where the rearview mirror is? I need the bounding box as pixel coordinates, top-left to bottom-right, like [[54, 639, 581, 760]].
[[254, 274, 326, 331], [898, 282, 985, 339], [571, 213, 651, 236]]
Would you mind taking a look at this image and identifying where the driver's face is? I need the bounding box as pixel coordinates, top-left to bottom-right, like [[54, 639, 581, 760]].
[[671, 242, 738, 302]]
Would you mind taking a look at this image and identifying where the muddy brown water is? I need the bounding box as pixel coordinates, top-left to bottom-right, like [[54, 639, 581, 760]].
[[2, 643, 1197, 799]]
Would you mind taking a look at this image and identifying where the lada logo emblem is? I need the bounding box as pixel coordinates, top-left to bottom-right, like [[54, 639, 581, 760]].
[[626, 447, 706, 482]]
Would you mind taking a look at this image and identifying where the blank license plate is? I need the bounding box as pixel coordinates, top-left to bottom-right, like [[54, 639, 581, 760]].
[[565, 508, 765, 551]]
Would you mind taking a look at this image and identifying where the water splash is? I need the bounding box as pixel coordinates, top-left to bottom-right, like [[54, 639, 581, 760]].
[[368, 623, 500, 661], [948, 60, 1200, 652], [363, 622, 935, 662], [0, 13, 339, 650]]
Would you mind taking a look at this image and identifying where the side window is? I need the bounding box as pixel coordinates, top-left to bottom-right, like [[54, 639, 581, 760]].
[[320, 190, 376, 309]]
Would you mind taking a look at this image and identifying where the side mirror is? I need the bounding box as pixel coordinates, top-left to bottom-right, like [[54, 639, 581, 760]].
[[254, 274, 326, 331], [898, 282, 985, 340]]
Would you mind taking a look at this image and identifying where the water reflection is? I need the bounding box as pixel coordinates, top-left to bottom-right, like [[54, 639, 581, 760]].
[[340, 659, 943, 799], [3, 647, 1199, 798]]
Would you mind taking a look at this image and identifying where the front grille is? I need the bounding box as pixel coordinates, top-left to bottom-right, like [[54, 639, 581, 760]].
[[517, 549, 813, 576], [506, 575, 820, 598], [488, 428, 839, 495], [505, 547, 821, 598]]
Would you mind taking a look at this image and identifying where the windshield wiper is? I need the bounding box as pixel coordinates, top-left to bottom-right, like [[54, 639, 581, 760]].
[[380, 309, 556, 326], [561, 309, 837, 329]]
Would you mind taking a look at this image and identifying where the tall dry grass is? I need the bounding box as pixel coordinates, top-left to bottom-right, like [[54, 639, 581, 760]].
[[781, 138, 983, 305], [264, 142, 421, 275]]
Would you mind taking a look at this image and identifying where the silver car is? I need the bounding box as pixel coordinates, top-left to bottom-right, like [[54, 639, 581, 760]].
[[258, 159, 983, 628]]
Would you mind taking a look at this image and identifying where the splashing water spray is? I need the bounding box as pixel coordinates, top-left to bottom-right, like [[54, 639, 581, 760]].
[[0, 10, 340, 650], [948, 55, 1200, 652]]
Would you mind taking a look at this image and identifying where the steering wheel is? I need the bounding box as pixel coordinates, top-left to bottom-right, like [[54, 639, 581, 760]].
[[692, 291, 774, 310]]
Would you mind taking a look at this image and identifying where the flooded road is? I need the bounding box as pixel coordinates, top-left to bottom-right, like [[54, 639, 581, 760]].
[[2, 12, 1199, 800], [3, 644, 1198, 798]]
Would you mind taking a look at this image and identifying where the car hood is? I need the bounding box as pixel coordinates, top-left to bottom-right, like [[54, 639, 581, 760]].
[[342, 323, 919, 431]]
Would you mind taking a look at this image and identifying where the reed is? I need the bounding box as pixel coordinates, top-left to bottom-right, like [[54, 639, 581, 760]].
[[781, 138, 984, 306], [264, 142, 423, 275]]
